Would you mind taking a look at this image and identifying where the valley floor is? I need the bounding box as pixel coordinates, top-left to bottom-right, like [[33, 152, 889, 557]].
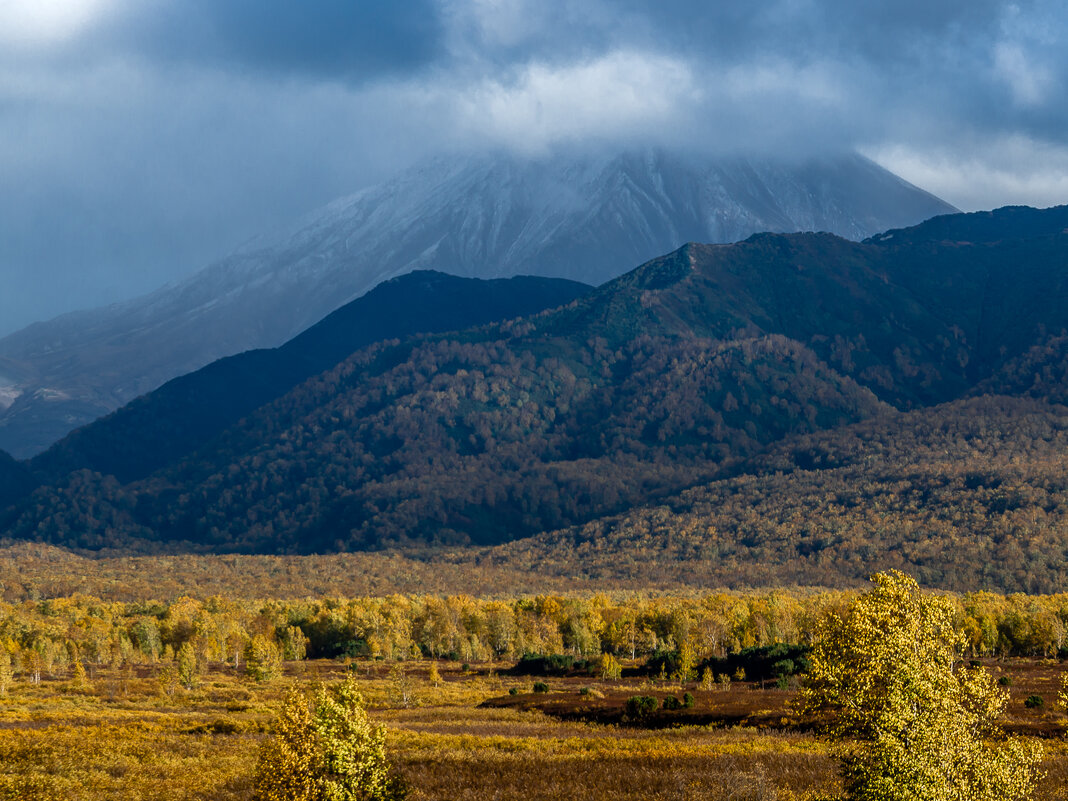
[[1, 659, 1067, 800]]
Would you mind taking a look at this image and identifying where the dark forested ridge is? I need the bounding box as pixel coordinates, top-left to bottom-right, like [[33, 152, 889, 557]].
[[865, 203, 1068, 246], [4, 332, 885, 552], [5, 205, 1068, 571], [29, 271, 591, 484], [0, 448, 34, 510]]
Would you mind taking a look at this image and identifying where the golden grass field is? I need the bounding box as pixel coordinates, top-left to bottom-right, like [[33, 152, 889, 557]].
[[1, 658, 1067, 801]]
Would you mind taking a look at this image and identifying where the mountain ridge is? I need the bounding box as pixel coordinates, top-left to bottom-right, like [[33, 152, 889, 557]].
[[29, 271, 591, 484], [6, 206, 1068, 560], [0, 148, 956, 457], [0, 449, 33, 511]]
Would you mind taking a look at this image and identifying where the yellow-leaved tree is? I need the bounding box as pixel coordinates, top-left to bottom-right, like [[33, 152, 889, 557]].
[[245, 634, 283, 683], [255, 674, 406, 801], [800, 570, 1042, 801]]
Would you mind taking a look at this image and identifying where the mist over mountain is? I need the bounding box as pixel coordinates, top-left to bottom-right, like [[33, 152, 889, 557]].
[[5, 205, 1068, 561], [0, 148, 955, 458]]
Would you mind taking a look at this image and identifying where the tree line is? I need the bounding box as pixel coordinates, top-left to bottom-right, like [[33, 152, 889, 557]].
[[3, 588, 1068, 688]]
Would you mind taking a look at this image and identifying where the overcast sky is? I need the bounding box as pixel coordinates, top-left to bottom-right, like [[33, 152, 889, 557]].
[[1, 0, 1067, 336]]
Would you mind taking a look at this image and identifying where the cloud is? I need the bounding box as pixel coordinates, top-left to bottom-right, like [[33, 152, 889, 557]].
[[12, 0, 448, 83], [454, 51, 699, 152], [0, 0, 119, 48], [0, 60, 449, 334], [867, 137, 1068, 212], [994, 43, 1051, 107]]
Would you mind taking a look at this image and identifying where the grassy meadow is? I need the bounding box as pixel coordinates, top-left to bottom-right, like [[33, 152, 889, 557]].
[[1, 657, 1068, 801], [3, 547, 1068, 798]]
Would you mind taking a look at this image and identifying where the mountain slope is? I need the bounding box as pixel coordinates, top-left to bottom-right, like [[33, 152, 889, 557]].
[[30, 272, 591, 484], [3, 334, 886, 552], [0, 149, 956, 457], [497, 395, 1068, 594], [867, 203, 1068, 246], [6, 206, 1068, 555], [0, 449, 35, 510]]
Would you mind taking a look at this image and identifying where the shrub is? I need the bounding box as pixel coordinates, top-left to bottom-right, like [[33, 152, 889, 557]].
[[771, 659, 795, 679], [70, 660, 88, 691], [625, 695, 659, 721], [998, 676, 1012, 686], [189, 718, 243, 735], [338, 639, 370, 659], [662, 695, 682, 710], [682, 692, 695, 708], [598, 653, 622, 680], [508, 687, 519, 696], [700, 667, 714, 691], [698, 644, 810, 685], [254, 675, 407, 801], [388, 664, 415, 708], [1025, 695, 1044, 709], [510, 654, 593, 676], [643, 647, 695, 681], [280, 625, 309, 661], [532, 681, 549, 693], [176, 642, 199, 690]]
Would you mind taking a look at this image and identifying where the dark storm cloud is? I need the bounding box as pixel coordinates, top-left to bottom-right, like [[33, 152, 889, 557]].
[[115, 0, 446, 81]]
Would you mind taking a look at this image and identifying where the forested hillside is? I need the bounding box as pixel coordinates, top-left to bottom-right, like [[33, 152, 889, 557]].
[[4, 206, 1068, 569], [501, 396, 1068, 593], [29, 271, 591, 484], [2, 331, 885, 551], [0, 449, 33, 511]]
